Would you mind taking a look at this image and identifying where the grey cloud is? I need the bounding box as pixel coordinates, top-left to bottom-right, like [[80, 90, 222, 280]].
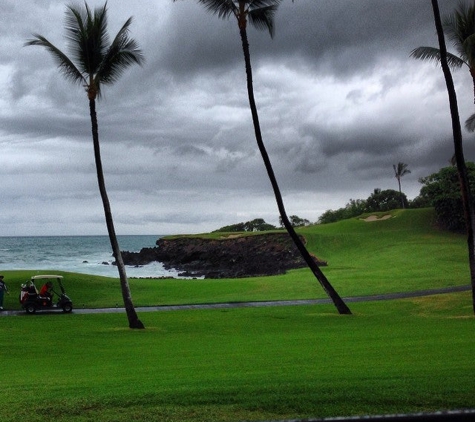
[[0, 0, 471, 236]]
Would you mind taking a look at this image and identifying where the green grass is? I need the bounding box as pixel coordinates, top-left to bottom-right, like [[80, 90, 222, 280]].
[[1, 208, 474, 421], [1, 293, 474, 421]]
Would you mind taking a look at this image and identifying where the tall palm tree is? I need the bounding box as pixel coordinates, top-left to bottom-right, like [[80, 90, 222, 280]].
[[26, 2, 145, 328], [431, 0, 475, 313], [411, 1, 475, 131], [174, 0, 351, 314], [393, 162, 411, 208]]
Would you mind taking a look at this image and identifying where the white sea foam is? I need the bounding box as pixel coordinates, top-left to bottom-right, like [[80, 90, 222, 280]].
[[0, 235, 181, 278]]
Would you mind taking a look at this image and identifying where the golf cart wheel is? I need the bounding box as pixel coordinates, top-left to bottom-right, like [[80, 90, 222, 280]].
[[25, 304, 37, 314], [62, 303, 73, 313]]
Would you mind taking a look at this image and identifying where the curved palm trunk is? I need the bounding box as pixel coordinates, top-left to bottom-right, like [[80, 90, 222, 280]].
[[239, 28, 351, 315], [470, 68, 475, 104], [89, 99, 145, 328], [432, 0, 475, 314], [470, 69, 475, 104]]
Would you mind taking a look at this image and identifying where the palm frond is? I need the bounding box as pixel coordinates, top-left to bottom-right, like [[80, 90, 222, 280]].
[[465, 112, 475, 132], [174, 1, 282, 37], [24, 35, 85, 85], [196, 0, 237, 20], [248, 3, 281, 38], [248, 0, 282, 9], [410, 46, 466, 70], [96, 16, 144, 91], [462, 33, 475, 67], [393, 162, 411, 178], [65, 3, 109, 75], [443, 2, 475, 64]]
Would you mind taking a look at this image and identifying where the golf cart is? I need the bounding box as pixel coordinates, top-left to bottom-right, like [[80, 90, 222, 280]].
[[20, 275, 73, 314]]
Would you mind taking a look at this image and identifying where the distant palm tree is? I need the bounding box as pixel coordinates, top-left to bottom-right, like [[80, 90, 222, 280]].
[[430, 0, 475, 313], [393, 162, 411, 208], [411, 1, 475, 131], [26, 3, 145, 328], [174, 0, 351, 314]]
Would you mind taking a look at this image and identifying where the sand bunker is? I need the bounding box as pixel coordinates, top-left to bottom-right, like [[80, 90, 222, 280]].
[[361, 214, 392, 222]]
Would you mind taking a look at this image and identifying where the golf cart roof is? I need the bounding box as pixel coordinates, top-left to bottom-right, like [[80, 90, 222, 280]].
[[31, 275, 63, 280]]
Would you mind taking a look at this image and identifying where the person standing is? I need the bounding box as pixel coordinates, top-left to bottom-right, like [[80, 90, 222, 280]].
[[0, 275, 8, 310]]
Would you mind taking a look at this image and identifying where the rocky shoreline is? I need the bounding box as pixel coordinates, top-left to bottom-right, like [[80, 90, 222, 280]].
[[121, 232, 327, 279]]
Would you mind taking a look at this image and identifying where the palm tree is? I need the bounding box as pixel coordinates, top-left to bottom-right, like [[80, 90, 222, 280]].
[[25, 2, 145, 328], [393, 162, 411, 208], [431, 0, 475, 313], [174, 0, 351, 314], [411, 1, 475, 131]]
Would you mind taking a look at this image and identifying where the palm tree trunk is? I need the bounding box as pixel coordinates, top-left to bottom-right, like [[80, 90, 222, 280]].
[[239, 28, 351, 315], [89, 98, 145, 328], [432, 0, 475, 314], [397, 177, 405, 208], [470, 68, 475, 104]]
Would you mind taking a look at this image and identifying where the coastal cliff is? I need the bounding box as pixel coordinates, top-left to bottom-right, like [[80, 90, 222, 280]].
[[121, 232, 327, 278]]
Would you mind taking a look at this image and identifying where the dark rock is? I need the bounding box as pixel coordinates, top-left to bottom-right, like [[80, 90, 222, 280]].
[[121, 232, 327, 279]]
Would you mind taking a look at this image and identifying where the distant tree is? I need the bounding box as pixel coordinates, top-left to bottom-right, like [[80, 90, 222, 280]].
[[318, 208, 347, 225], [366, 188, 407, 212], [26, 3, 145, 329], [279, 215, 311, 228], [430, 0, 475, 313], [214, 222, 247, 233], [347, 198, 367, 216], [393, 162, 411, 208], [244, 218, 277, 231], [318, 199, 367, 225], [419, 164, 475, 231], [214, 218, 277, 232], [409, 195, 432, 209], [411, 1, 475, 131], [174, 0, 350, 314]]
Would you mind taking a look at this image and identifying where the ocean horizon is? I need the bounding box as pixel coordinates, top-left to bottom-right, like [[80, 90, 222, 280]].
[[0, 235, 182, 278]]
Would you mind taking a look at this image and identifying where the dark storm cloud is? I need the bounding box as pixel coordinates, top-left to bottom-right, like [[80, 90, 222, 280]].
[[160, 1, 455, 78], [0, 0, 471, 235]]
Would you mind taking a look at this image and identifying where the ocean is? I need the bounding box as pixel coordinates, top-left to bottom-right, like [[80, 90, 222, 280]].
[[0, 235, 182, 278]]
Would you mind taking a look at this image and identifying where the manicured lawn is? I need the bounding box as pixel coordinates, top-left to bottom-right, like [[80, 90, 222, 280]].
[[1, 292, 474, 422]]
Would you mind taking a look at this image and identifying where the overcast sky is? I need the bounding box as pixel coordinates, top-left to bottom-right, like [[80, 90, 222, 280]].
[[0, 0, 471, 236]]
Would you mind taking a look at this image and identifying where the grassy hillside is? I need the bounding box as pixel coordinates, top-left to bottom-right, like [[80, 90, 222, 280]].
[[300, 208, 469, 295], [1, 208, 470, 310]]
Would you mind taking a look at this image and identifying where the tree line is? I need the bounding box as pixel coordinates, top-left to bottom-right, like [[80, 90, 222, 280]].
[[213, 215, 311, 232], [318, 163, 475, 232]]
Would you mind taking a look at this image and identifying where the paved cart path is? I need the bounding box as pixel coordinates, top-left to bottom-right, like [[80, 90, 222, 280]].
[[1, 284, 471, 316]]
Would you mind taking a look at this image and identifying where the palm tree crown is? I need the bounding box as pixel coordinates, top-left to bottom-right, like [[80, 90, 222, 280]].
[[393, 162, 411, 180], [411, 1, 475, 72], [193, 0, 281, 36], [411, 1, 475, 130], [444, 1, 475, 69], [26, 2, 144, 100]]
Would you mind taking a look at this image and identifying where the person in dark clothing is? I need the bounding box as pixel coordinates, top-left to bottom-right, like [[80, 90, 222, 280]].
[[0, 275, 9, 310]]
